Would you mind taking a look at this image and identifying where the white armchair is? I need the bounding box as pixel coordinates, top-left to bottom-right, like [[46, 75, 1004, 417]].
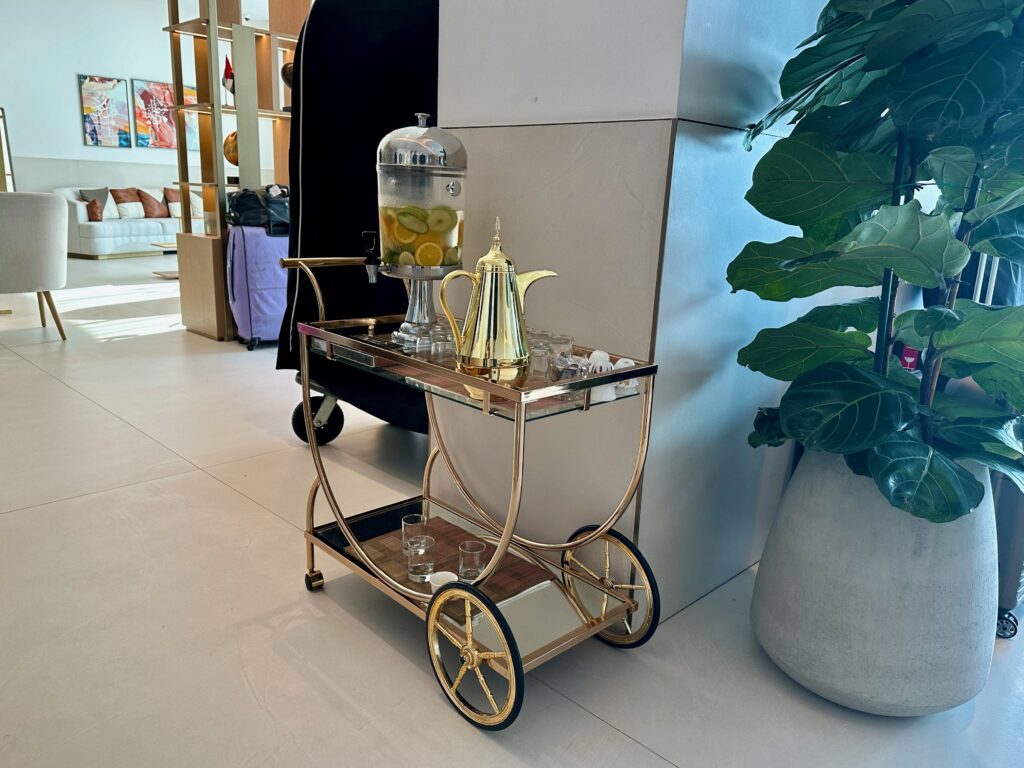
[[0, 192, 68, 339]]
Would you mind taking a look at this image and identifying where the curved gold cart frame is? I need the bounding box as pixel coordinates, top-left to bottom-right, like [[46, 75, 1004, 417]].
[[286, 259, 659, 729]]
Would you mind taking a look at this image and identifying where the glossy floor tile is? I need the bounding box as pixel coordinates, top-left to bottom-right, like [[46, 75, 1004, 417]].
[[0, 346, 192, 513], [532, 568, 1024, 768], [0, 472, 672, 768], [207, 426, 427, 530]]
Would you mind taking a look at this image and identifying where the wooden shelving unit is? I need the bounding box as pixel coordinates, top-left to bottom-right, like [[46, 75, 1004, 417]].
[[165, 0, 308, 341]]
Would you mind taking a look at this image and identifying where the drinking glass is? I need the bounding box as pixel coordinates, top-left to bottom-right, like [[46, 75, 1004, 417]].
[[407, 535, 436, 583], [430, 327, 455, 359], [402, 513, 425, 553], [530, 342, 551, 377], [548, 334, 575, 379], [459, 540, 486, 580]]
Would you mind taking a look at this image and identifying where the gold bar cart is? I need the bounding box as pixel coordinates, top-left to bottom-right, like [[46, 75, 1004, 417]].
[[296, 309, 659, 730]]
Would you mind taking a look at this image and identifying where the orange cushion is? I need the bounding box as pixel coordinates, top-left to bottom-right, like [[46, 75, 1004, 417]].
[[138, 188, 170, 219], [86, 198, 104, 222]]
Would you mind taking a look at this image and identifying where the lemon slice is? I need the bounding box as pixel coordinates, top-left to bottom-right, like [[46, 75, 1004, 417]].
[[393, 223, 417, 244], [415, 242, 444, 267]]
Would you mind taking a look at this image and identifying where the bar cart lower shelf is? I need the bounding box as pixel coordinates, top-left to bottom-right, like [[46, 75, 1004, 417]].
[[297, 315, 660, 730]]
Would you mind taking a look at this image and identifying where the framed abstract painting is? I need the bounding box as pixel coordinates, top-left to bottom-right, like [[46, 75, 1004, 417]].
[[132, 80, 177, 149], [79, 75, 131, 147]]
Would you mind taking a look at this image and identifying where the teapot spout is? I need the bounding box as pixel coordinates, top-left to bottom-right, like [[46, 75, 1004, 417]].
[[516, 270, 557, 304]]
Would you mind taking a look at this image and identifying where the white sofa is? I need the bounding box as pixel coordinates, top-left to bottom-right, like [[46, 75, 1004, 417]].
[[55, 187, 204, 258]]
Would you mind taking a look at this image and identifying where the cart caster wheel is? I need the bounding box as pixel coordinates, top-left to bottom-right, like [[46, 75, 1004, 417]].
[[292, 397, 344, 445], [246, 337, 261, 351], [426, 582, 524, 730], [304, 570, 324, 591], [561, 525, 660, 649], [997, 610, 1018, 639]]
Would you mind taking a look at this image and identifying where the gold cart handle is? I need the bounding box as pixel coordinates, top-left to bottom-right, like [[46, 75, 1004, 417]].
[[280, 257, 367, 323]]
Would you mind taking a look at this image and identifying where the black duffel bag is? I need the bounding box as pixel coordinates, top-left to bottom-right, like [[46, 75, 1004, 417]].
[[227, 184, 291, 236]]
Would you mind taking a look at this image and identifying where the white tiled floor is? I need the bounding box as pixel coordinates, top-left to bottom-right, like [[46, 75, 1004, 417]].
[[1, 257, 1021, 767]]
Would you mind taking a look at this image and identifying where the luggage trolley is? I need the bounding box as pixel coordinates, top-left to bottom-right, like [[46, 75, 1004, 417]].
[[286, 270, 659, 729]]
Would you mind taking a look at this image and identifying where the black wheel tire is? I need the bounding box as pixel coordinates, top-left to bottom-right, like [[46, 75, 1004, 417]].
[[291, 398, 344, 445], [561, 524, 661, 649], [426, 581, 525, 731], [246, 337, 260, 351], [304, 571, 324, 591], [997, 611, 1018, 639]]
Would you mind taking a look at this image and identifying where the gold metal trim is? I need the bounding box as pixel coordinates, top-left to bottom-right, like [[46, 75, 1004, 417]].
[[425, 379, 654, 552]]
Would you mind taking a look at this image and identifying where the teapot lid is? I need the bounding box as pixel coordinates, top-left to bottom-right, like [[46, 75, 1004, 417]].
[[477, 217, 516, 273], [376, 113, 467, 171]]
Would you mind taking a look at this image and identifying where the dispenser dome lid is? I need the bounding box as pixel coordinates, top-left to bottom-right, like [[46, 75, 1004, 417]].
[[376, 113, 467, 170]]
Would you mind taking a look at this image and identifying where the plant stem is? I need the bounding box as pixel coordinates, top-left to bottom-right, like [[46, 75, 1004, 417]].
[[919, 164, 984, 421], [875, 135, 908, 375]]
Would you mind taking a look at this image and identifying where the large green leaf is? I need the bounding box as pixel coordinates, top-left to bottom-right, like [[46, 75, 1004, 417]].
[[973, 363, 1024, 410], [888, 33, 1024, 143], [864, 0, 1024, 70], [779, 362, 917, 453], [780, 17, 881, 99], [980, 133, 1024, 181], [783, 202, 971, 289], [966, 185, 1024, 224], [802, 209, 865, 243], [867, 432, 986, 522], [894, 308, 931, 349], [738, 323, 873, 381], [935, 299, 1024, 370], [793, 79, 899, 154], [796, 296, 881, 331], [748, 408, 788, 448], [914, 306, 964, 336], [936, 415, 1024, 458], [924, 146, 978, 209], [956, 450, 1024, 493], [746, 134, 894, 228], [971, 205, 1024, 262], [727, 237, 882, 301]]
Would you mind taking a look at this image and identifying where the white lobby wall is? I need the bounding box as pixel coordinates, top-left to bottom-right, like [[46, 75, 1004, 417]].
[[1, 0, 274, 191]]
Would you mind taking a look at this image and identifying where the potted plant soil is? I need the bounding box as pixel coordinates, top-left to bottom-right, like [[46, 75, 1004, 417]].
[[730, 0, 1024, 716]]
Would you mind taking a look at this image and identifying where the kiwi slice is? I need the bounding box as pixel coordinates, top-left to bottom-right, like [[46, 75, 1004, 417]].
[[427, 206, 458, 233], [398, 251, 416, 266], [443, 246, 461, 266], [397, 211, 429, 234]]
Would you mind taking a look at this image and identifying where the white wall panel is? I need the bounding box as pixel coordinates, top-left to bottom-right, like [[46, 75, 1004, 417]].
[[429, 120, 673, 546], [676, 0, 821, 129], [640, 120, 869, 616], [438, 0, 687, 126]]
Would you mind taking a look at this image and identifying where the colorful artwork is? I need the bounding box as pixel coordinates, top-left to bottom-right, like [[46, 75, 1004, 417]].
[[133, 80, 177, 149], [183, 86, 200, 151], [79, 75, 131, 147]]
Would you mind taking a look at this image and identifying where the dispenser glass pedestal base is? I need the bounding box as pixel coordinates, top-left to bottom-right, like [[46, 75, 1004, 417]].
[[381, 264, 461, 348]]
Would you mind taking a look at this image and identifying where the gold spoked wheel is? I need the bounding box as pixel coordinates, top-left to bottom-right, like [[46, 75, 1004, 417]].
[[561, 525, 660, 648], [426, 582, 524, 730]]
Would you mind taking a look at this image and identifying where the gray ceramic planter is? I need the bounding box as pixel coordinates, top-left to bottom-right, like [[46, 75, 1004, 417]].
[[751, 450, 997, 716]]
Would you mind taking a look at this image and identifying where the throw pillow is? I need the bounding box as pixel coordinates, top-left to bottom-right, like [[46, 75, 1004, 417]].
[[80, 187, 119, 220], [163, 186, 182, 217], [138, 188, 170, 218], [86, 198, 104, 222], [110, 187, 145, 219]]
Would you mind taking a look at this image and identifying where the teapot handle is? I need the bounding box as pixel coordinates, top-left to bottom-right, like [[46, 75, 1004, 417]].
[[438, 270, 478, 353]]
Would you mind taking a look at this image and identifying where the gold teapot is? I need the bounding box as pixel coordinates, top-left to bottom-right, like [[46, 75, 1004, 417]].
[[439, 218, 556, 385]]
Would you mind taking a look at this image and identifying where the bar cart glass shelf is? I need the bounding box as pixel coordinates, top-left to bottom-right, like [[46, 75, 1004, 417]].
[[298, 315, 659, 730]]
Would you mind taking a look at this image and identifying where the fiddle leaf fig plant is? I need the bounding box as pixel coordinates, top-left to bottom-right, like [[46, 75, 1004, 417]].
[[731, 0, 1024, 523]]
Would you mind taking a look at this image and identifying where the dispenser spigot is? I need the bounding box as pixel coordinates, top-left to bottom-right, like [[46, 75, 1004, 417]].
[[362, 230, 380, 284]]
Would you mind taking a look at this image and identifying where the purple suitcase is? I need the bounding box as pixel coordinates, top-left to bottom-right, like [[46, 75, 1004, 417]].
[[227, 226, 288, 349]]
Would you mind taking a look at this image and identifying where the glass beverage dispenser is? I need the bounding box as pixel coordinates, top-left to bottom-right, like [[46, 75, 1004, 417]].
[[374, 113, 467, 347]]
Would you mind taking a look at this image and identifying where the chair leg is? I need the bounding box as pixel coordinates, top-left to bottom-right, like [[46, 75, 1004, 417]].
[[37, 292, 46, 327], [41, 291, 65, 340]]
